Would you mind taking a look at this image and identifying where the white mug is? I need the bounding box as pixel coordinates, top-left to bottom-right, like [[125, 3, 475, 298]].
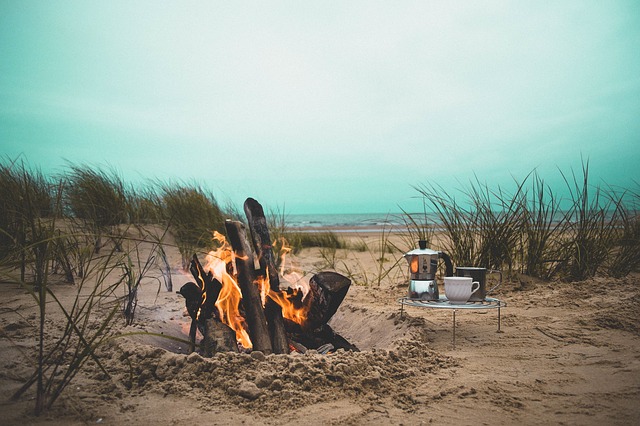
[[444, 276, 480, 304]]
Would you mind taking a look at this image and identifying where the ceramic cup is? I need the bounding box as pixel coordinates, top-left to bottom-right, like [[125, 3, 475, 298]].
[[444, 276, 480, 304]]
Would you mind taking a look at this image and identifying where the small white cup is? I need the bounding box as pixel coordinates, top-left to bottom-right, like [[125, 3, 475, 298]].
[[444, 277, 480, 304]]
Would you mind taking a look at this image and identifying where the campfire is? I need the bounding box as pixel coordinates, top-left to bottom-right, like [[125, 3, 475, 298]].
[[177, 198, 358, 355]]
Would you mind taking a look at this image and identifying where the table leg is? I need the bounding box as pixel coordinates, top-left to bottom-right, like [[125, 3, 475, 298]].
[[452, 309, 456, 350], [497, 304, 501, 332]]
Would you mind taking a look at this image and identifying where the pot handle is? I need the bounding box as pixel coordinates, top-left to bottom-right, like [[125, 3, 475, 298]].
[[438, 252, 454, 277], [487, 269, 502, 294]]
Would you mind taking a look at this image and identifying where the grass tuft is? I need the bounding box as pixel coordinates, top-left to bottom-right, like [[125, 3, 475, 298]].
[[158, 181, 226, 269]]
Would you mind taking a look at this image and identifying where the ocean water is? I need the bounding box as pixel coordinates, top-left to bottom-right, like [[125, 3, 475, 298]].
[[284, 208, 623, 232], [286, 213, 397, 228], [285, 212, 428, 231]]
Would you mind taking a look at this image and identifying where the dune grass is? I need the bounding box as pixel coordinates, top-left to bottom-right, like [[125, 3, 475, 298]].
[[392, 202, 435, 254], [414, 162, 637, 281], [0, 160, 120, 415], [520, 173, 568, 279], [64, 164, 129, 253], [606, 187, 640, 277], [158, 181, 226, 269], [0, 159, 53, 281], [127, 185, 164, 225], [550, 162, 621, 281], [0, 159, 180, 415]]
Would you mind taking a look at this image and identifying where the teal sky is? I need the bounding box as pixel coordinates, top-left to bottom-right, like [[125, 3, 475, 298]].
[[1, 1, 639, 214]]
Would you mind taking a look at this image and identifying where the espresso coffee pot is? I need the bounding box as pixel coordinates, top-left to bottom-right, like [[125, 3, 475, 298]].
[[404, 241, 453, 301]]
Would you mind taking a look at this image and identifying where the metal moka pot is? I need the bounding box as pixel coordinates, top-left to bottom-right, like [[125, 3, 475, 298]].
[[404, 241, 453, 301]]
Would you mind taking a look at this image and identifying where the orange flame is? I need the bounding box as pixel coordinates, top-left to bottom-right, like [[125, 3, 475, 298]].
[[268, 287, 310, 326], [203, 231, 252, 349], [197, 232, 314, 347], [266, 238, 311, 326]]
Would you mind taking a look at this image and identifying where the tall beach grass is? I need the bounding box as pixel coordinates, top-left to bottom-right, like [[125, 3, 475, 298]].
[[414, 162, 637, 281]]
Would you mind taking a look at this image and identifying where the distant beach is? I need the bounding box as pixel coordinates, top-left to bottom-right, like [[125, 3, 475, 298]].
[[285, 212, 413, 233]]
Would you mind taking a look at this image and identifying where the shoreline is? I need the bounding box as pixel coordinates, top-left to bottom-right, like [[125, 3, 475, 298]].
[[288, 225, 396, 234]]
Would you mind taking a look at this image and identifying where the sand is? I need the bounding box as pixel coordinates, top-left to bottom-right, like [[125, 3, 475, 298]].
[[1, 230, 639, 425]]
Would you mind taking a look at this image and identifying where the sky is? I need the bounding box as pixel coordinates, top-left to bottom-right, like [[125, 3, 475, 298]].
[[1, 1, 639, 214]]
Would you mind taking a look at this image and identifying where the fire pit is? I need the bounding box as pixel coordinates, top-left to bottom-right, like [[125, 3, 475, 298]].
[[177, 198, 358, 356]]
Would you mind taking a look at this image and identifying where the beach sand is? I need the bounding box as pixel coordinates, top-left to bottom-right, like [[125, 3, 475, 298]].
[[1, 229, 638, 425]]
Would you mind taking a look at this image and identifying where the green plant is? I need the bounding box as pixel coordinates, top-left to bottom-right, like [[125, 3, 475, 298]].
[[0, 158, 53, 281], [318, 244, 342, 270], [520, 172, 569, 279], [64, 164, 129, 253], [9, 241, 127, 414], [159, 181, 225, 269], [127, 185, 163, 225], [290, 231, 347, 250], [119, 227, 172, 325], [369, 221, 402, 287], [467, 176, 528, 274], [553, 161, 620, 281], [413, 160, 637, 281], [51, 229, 76, 284], [414, 183, 479, 267], [337, 222, 403, 287], [5, 226, 174, 415], [606, 186, 640, 277], [0, 161, 181, 415], [395, 201, 434, 252], [1, 166, 123, 414]]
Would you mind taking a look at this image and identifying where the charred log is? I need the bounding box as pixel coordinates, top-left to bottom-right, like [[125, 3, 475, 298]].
[[177, 281, 201, 352], [203, 318, 238, 355], [278, 271, 351, 333], [224, 220, 273, 354], [278, 272, 358, 352], [288, 339, 308, 354], [189, 254, 221, 321], [177, 282, 201, 320], [305, 271, 351, 331], [287, 323, 359, 352], [243, 197, 289, 354]]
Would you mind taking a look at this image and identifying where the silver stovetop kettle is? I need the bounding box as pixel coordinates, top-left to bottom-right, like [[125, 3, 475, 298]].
[[404, 240, 453, 301]]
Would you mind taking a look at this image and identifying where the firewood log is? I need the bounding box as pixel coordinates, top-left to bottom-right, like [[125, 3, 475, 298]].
[[224, 220, 273, 354], [189, 254, 221, 321], [305, 271, 351, 331], [177, 281, 201, 352], [203, 318, 238, 355], [243, 198, 289, 354]]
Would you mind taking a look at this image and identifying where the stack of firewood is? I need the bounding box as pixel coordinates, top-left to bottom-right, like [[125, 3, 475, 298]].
[[177, 198, 358, 356]]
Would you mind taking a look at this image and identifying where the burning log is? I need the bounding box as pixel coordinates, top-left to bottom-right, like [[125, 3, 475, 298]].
[[176, 281, 201, 352], [244, 197, 289, 354], [202, 318, 238, 356], [287, 324, 359, 352], [278, 271, 360, 352], [304, 271, 351, 331], [189, 254, 220, 321], [180, 255, 239, 354], [224, 220, 273, 354], [177, 197, 359, 356], [275, 271, 351, 332]]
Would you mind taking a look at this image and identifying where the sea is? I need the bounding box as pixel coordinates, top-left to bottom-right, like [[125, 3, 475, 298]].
[[285, 212, 431, 232], [284, 208, 627, 233]]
